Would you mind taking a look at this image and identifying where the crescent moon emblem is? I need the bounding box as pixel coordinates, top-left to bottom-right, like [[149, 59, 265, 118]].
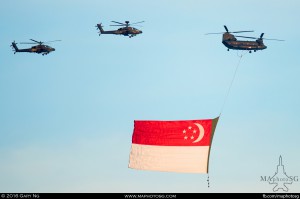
[[192, 123, 205, 143]]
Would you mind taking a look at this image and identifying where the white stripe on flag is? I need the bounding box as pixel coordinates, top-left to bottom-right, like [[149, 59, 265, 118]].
[[129, 144, 210, 173]]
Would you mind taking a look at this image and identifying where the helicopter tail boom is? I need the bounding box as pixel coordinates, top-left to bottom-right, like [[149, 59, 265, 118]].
[[96, 22, 123, 35]]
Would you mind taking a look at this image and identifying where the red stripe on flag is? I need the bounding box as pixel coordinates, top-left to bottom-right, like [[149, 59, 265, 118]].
[[132, 119, 213, 146]]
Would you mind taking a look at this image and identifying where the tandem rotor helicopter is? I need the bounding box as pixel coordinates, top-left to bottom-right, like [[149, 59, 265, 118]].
[[206, 25, 284, 53], [11, 39, 61, 55], [96, 20, 144, 38]]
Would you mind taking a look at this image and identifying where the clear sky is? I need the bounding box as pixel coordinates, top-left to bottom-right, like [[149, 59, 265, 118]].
[[1, 0, 299, 193]]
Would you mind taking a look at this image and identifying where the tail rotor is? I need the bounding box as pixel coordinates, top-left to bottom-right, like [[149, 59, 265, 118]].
[[11, 41, 19, 54], [95, 23, 103, 36]]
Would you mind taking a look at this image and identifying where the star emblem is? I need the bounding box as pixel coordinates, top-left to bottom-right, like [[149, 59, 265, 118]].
[[183, 125, 198, 141], [182, 123, 205, 143]]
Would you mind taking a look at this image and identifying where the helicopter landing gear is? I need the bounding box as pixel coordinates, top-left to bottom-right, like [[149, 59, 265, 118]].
[[227, 49, 229, 51], [249, 51, 252, 53], [254, 50, 256, 52]]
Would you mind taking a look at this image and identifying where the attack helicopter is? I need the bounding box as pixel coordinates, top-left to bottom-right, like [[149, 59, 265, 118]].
[[96, 21, 144, 38], [206, 26, 284, 53], [11, 39, 61, 55]]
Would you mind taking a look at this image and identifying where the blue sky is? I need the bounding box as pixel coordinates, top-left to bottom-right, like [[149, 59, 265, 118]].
[[0, 0, 299, 193]]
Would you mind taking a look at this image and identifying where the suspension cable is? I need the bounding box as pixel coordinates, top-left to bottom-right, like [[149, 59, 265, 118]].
[[219, 52, 246, 117]]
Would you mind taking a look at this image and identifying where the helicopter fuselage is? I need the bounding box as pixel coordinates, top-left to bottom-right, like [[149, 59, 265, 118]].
[[119, 27, 142, 35], [24, 45, 54, 53], [222, 33, 267, 51], [97, 24, 142, 38]]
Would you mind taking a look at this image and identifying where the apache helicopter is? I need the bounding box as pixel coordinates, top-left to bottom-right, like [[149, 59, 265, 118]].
[[11, 39, 61, 55], [96, 21, 144, 38], [206, 25, 284, 53]]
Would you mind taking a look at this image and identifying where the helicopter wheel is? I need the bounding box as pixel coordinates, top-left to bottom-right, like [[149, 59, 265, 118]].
[[249, 51, 252, 53], [227, 49, 229, 51]]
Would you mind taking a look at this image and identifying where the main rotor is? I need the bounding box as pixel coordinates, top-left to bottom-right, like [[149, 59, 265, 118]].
[[20, 39, 61, 45], [110, 20, 144, 28], [205, 25, 254, 35]]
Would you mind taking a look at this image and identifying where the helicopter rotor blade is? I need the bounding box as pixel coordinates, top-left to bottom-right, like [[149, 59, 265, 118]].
[[263, 38, 285, 41], [130, 21, 145, 25], [20, 42, 37, 44], [110, 24, 126, 26], [30, 39, 41, 44], [207, 26, 254, 35], [205, 30, 254, 35], [236, 35, 285, 41], [259, 33, 284, 41], [44, 40, 61, 43], [25, 39, 61, 45], [235, 36, 257, 39], [110, 24, 143, 28], [260, 33, 264, 39], [224, 25, 229, 32], [205, 32, 225, 35], [224, 25, 254, 33], [132, 25, 143, 27], [231, 30, 254, 33], [111, 21, 126, 25]]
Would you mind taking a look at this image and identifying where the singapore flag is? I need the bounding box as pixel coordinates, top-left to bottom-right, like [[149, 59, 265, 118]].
[[128, 117, 219, 173]]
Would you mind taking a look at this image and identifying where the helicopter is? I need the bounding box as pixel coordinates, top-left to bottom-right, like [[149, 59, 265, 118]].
[[96, 21, 144, 38], [11, 39, 61, 55], [206, 26, 284, 53]]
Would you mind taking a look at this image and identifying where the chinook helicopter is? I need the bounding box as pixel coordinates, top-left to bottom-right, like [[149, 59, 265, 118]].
[[96, 21, 144, 38], [11, 39, 61, 55], [206, 26, 284, 53]]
